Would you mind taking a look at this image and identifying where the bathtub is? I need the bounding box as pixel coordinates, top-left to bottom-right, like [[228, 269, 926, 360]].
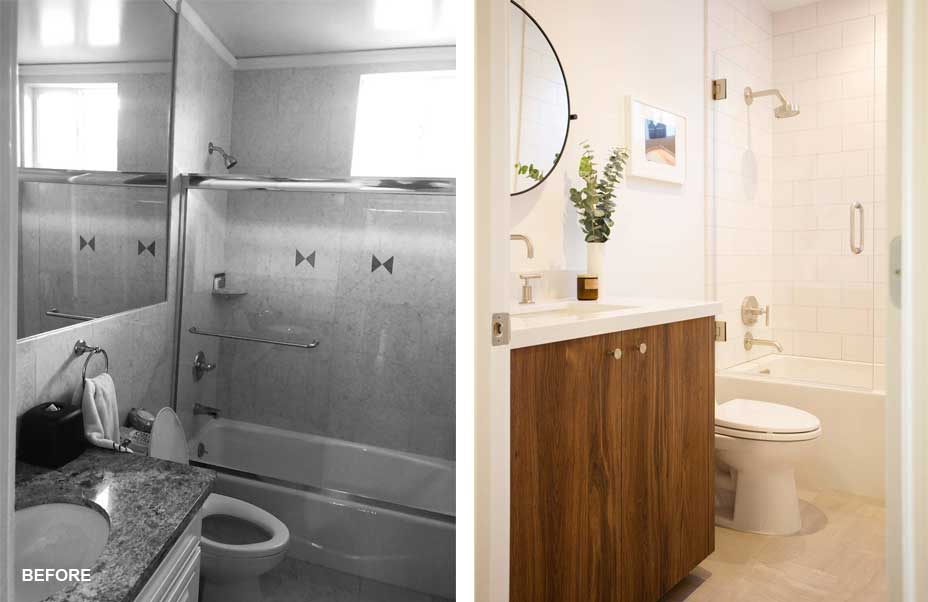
[[189, 419, 455, 598], [717, 354, 886, 501]]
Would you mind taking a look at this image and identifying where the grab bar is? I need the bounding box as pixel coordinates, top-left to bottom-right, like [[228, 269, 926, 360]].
[[46, 308, 98, 322], [850, 202, 864, 254], [188, 326, 319, 349]]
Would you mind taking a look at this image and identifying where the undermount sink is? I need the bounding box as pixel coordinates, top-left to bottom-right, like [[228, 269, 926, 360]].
[[513, 302, 637, 320], [15, 503, 110, 602]]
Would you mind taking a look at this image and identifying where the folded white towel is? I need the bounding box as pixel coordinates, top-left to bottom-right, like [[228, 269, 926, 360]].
[[82, 373, 132, 453]]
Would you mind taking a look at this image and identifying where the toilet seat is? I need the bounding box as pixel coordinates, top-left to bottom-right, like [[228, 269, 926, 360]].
[[200, 494, 289, 559], [715, 399, 821, 442]]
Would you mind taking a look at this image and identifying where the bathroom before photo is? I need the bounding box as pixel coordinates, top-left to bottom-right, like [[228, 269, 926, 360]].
[[1, 1, 456, 601]]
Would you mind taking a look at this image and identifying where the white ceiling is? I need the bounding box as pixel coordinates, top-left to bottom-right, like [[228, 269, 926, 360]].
[[189, 0, 456, 58], [18, 0, 175, 65], [758, 0, 818, 11]]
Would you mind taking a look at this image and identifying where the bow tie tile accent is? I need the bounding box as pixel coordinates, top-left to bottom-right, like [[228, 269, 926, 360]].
[[137, 241, 157, 256], [79, 236, 96, 251], [295, 249, 316, 267], [371, 255, 394, 274]]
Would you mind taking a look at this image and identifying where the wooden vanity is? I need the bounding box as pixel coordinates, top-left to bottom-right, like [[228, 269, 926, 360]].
[[510, 316, 716, 602]]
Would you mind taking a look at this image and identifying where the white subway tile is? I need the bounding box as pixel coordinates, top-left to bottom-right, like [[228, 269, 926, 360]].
[[773, 4, 819, 34], [775, 305, 818, 330], [794, 332, 844, 359], [842, 17, 876, 47], [818, 307, 872, 335], [843, 123, 875, 150], [773, 34, 793, 59], [843, 335, 874, 362], [818, 44, 875, 77], [818, 0, 870, 25]]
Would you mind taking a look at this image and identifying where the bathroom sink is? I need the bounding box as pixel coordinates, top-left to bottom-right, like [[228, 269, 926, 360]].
[[15, 503, 110, 602], [513, 302, 637, 322]]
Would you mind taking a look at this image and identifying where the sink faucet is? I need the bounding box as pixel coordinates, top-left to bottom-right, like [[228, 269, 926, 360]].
[[510, 234, 534, 259], [193, 403, 220, 418], [744, 332, 783, 353]]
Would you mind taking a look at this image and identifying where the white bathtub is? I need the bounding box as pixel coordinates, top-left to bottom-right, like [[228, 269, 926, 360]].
[[717, 355, 886, 502], [190, 419, 455, 598]]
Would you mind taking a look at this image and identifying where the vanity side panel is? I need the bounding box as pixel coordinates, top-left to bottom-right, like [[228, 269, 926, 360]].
[[659, 316, 715, 592], [510, 334, 611, 602]]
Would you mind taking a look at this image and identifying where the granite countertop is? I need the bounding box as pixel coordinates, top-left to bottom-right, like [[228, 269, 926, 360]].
[[16, 448, 215, 602]]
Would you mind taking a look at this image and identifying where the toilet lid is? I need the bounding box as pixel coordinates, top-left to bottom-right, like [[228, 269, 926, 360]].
[[149, 408, 189, 464], [716, 398, 820, 434]]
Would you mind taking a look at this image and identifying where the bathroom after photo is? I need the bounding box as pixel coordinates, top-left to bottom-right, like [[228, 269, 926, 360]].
[[476, 0, 910, 600], [1, 1, 455, 601]]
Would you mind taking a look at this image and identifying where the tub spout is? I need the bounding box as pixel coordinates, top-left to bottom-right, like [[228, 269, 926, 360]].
[[194, 403, 220, 418], [744, 332, 783, 353]]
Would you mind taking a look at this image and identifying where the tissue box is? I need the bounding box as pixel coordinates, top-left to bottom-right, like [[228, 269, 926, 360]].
[[18, 402, 85, 468]]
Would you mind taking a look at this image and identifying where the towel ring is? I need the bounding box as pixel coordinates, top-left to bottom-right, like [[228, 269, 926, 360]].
[[74, 339, 110, 389]]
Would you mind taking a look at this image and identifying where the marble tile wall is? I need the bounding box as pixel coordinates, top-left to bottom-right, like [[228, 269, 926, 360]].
[[210, 191, 455, 459], [171, 59, 456, 460], [171, 12, 234, 438]]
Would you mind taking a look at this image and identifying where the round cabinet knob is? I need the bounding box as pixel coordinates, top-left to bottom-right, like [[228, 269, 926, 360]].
[[638, 343, 647, 354], [607, 348, 622, 360]]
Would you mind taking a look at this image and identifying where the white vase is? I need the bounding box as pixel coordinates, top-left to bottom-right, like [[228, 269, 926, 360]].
[[586, 242, 605, 276]]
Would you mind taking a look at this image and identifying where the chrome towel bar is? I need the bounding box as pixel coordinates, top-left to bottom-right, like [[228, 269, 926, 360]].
[[47, 308, 98, 322], [188, 326, 319, 349]]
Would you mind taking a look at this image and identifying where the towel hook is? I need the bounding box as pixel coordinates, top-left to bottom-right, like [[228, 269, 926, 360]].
[[74, 339, 110, 385]]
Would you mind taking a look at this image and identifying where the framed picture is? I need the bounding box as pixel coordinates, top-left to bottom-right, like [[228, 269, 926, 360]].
[[626, 97, 686, 183]]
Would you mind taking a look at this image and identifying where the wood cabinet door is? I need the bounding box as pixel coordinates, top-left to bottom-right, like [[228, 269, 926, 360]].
[[510, 332, 620, 602], [619, 319, 715, 600], [617, 325, 665, 602], [658, 317, 715, 591]]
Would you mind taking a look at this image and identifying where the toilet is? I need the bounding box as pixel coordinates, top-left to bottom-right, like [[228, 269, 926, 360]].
[[714, 398, 821, 536], [149, 408, 289, 602]]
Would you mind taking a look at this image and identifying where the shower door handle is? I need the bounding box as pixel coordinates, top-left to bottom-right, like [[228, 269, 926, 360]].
[[850, 202, 864, 255]]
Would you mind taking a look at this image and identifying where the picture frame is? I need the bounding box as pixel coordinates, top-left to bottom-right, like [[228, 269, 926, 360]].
[[626, 97, 686, 184]]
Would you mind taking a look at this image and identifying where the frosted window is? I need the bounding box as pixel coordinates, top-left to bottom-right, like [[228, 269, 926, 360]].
[[28, 83, 118, 170], [350, 70, 455, 178]]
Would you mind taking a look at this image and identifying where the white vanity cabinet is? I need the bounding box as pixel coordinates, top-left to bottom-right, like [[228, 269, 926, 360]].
[[134, 512, 203, 602]]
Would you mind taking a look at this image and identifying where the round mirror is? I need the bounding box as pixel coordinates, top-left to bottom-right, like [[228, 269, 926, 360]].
[[510, 1, 572, 196]]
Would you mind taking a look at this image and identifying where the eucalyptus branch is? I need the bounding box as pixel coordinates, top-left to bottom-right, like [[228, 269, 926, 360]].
[[569, 143, 629, 243]]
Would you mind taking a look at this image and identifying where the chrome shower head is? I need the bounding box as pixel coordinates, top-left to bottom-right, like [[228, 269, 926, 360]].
[[208, 142, 238, 169], [744, 86, 800, 119]]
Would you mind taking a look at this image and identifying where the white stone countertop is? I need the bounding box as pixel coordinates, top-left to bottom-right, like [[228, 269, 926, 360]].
[[509, 297, 723, 349]]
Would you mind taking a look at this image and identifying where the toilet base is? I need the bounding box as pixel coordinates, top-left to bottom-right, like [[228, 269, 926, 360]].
[[201, 576, 261, 602], [716, 465, 801, 535]]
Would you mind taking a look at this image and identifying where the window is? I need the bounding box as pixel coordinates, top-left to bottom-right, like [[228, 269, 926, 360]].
[[350, 70, 455, 178], [24, 83, 118, 171]]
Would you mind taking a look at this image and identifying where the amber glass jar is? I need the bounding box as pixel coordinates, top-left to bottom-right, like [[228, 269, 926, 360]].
[[577, 274, 599, 301]]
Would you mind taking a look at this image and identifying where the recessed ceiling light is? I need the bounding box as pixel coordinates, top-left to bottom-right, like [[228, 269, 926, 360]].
[[88, 0, 121, 47]]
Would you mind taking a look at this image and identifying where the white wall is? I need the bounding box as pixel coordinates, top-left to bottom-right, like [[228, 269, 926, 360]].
[[508, 0, 706, 302]]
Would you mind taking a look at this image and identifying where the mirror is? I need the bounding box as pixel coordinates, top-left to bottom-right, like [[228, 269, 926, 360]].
[[510, 0, 571, 196], [16, 0, 177, 340]]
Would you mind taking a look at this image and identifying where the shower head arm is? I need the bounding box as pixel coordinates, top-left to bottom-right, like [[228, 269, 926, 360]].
[[744, 87, 787, 107]]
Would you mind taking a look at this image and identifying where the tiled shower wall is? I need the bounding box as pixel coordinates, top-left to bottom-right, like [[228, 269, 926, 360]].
[[706, 0, 776, 370], [177, 60, 456, 460], [769, 0, 887, 366]]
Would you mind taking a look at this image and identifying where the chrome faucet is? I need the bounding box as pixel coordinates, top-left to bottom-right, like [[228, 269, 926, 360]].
[[510, 234, 534, 259], [193, 403, 221, 418], [744, 332, 783, 353]]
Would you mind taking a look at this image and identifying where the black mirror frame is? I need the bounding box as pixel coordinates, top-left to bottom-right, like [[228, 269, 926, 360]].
[[510, 0, 575, 197]]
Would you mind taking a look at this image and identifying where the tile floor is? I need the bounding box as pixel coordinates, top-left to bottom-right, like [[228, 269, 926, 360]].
[[257, 556, 453, 602], [663, 489, 886, 602]]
